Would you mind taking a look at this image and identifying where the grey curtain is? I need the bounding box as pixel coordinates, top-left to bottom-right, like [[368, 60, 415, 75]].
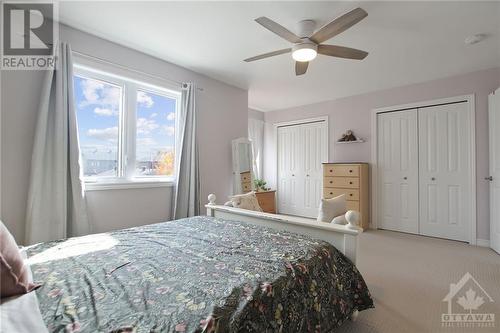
[[25, 42, 89, 244], [173, 83, 200, 219]]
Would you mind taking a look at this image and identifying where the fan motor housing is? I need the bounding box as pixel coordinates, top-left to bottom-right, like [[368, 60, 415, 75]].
[[297, 19, 317, 38], [292, 39, 318, 53]]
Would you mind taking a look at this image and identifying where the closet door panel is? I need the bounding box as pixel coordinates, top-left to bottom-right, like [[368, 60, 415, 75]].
[[377, 110, 419, 233], [302, 123, 328, 218], [418, 103, 470, 241], [277, 126, 302, 215]]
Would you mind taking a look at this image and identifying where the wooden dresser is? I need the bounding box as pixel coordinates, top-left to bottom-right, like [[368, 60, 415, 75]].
[[323, 163, 369, 229], [240, 171, 251, 193], [255, 190, 276, 214]]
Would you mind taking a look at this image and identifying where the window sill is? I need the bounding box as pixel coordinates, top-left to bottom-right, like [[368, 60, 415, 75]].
[[84, 179, 175, 191]]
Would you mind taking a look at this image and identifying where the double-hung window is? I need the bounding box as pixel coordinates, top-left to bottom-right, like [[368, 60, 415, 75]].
[[73, 61, 180, 188]]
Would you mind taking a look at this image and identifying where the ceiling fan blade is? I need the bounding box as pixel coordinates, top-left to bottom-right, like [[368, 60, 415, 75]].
[[310, 8, 368, 44], [295, 61, 309, 76], [255, 17, 302, 43], [318, 44, 368, 60], [244, 48, 292, 62]]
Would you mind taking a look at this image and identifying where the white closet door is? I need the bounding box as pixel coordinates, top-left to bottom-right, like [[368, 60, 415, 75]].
[[489, 89, 500, 254], [302, 122, 328, 218], [418, 103, 471, 242], [377, 110, 419, 233], [277, 126, 302, 215], [277, 121, 327, 217]]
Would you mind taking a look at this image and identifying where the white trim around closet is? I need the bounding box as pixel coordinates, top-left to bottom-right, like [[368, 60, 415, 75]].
[[274, 116, 329, 216], [370, 94, 477, 244], [273, 116, 329, 130]]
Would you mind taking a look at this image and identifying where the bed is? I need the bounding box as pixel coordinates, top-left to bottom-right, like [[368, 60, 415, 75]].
[[6, 195, 373, 333]]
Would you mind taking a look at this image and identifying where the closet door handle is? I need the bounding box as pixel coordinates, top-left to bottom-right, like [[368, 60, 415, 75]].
[[403, 177, 407, 180], [306, 174, 310, 177], [431, 177, 436, 181], [485, 176, 493, 181]]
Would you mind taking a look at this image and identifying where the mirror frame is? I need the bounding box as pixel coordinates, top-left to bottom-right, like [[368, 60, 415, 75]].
[[231, 137, 254, 195]]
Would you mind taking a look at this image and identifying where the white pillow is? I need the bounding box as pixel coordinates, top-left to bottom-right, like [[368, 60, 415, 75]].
[[229, 192, 263, 212], [331, 215, 347, 225], [317, 194, 347, 223], [224, 201, 233, 207]]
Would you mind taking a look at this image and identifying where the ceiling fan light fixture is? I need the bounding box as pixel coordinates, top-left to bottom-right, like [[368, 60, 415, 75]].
[[292, 42, 318, 62], [245, 8, 369, 75]]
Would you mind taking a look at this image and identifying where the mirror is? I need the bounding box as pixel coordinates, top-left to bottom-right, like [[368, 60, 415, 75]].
[[232, 138, 253, 194]]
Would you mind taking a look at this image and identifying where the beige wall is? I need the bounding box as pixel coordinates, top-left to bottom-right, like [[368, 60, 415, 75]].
[[1, 24, 248, 243]]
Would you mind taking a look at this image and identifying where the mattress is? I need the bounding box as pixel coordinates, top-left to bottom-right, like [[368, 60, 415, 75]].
[[26, 216, 373, 332]]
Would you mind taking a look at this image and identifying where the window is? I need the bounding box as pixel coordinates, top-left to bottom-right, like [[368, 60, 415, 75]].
[[73, 64, 180, 186], [74, 76, 121, 178], [135, 90, 176, 177]]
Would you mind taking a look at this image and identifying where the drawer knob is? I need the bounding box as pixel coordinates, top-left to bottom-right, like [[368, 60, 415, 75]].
[[330, 192, 333, 195], [349, 181, 353, 184], [350, 194, 353, 196], [329, 170, 332, 173], [329, 181, 333, 184], [349, 170, 353, 173]]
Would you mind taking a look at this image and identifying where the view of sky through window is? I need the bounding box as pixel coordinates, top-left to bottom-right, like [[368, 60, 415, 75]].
[[74, 75, 121, 177], [135, 90, 176, 177], [74, 75, 177, 178]]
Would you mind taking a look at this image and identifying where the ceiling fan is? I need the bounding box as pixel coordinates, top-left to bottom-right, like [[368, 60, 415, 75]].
[[244, 7, 369, 76]]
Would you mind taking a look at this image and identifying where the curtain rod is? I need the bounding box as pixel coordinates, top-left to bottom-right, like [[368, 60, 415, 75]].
[[72, 50, 204, 91]]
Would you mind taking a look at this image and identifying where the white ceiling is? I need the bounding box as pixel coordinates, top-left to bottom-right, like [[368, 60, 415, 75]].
[[59, 1, 500, 111]]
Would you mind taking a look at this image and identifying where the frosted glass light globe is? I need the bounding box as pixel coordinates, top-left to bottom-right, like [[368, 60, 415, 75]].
[[292, 48, 317, 62]]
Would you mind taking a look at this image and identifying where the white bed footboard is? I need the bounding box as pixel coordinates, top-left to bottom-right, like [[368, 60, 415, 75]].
[[205, 194, 361, 264]]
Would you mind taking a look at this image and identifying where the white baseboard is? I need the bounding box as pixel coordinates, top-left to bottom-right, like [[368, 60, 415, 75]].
[[476, 239, 490, 247]]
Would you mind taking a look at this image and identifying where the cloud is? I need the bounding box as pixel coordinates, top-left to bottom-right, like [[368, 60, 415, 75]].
[[163, 125, 175, 136], [81, 79, 104, 103], [79, 78, 120, 109], [150, 113, 158, 118], [86, 127, 118, 141], [137, 117, 159, 135], [166, 112, 175, 121], [137, 91, 154, 108], [93, 107, 117, 116]]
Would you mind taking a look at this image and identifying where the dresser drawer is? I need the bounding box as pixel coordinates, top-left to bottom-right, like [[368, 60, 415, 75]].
[[323, 188, 359, 201], [324, 176, 359, 188], [242, 182, 252, 192], [346, 200, 360, 212], [323, 164, 359, 177], [240, 172, 251, 182]]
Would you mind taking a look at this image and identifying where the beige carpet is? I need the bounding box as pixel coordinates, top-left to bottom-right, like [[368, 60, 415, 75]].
[[336, 230, 500, 333]]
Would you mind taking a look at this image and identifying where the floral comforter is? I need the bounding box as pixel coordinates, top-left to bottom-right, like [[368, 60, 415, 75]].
[[27, 216, 373, 332]]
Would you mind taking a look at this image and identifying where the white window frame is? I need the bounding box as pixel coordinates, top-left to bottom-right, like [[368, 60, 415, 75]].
[[73, 59, 181, 191]]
